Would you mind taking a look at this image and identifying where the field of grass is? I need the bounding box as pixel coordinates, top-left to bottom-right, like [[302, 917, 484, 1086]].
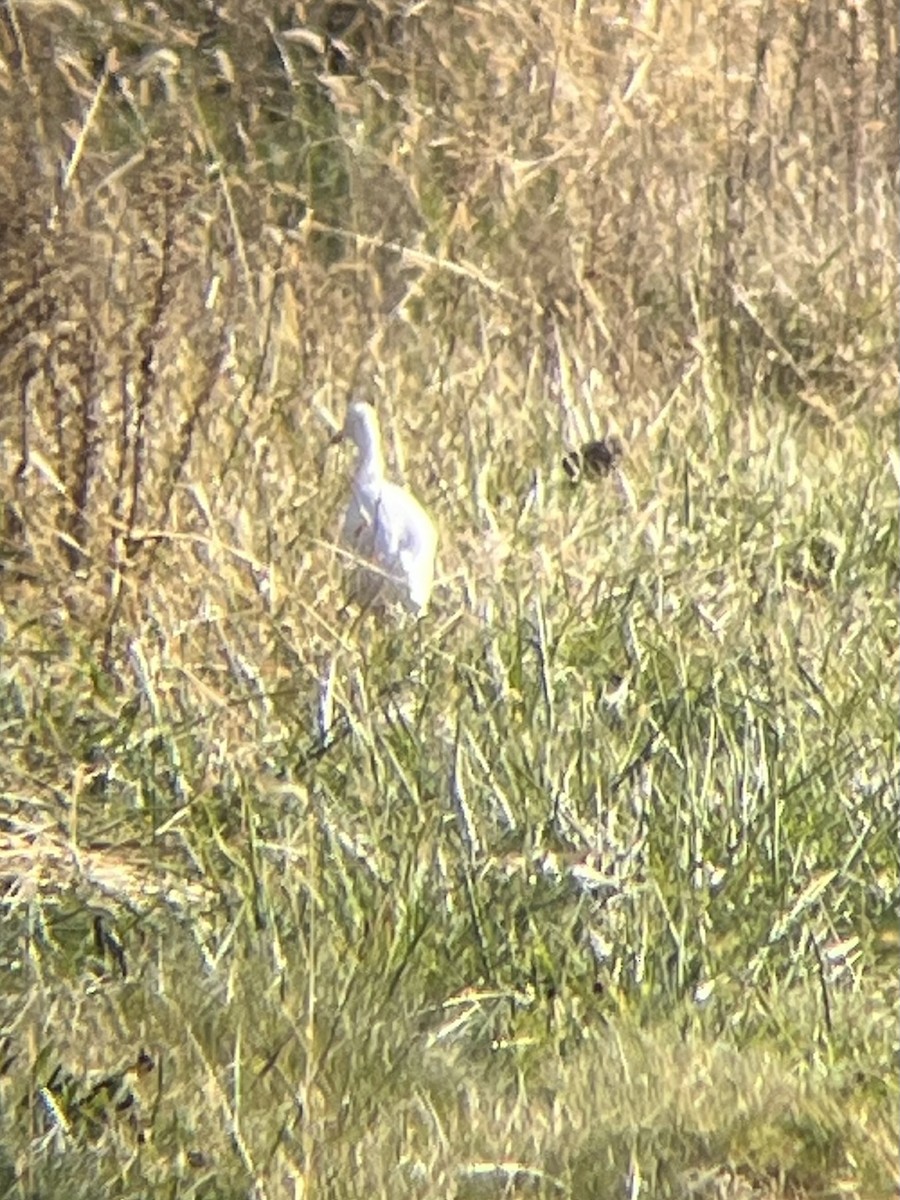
[[0, 1, 897, 1197]]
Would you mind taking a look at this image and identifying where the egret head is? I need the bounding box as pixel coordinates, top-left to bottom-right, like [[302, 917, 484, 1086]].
[[331, 399, 384, 476], [331, 399, 380, 448]]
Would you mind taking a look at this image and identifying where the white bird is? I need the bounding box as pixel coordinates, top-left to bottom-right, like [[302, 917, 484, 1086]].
[[331, 400, 438, 615]]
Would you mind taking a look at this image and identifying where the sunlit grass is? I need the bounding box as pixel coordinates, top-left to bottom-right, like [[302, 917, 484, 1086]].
[[2, 393, 895, 1196], [0, 0, 897, 1197]]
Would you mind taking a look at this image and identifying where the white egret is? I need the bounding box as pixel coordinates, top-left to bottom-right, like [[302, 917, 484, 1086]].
[[332, 400, 438, 615]]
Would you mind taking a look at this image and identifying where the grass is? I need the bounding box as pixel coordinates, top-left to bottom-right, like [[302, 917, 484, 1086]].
[[0, 1, 897, 1197]]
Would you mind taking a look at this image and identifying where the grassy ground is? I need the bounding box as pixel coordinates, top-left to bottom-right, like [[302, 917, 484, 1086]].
[[0, 2, 897, 1198]]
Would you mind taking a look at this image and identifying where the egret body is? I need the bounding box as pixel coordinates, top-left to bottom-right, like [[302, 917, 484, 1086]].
[[333, 401, 437, 615]]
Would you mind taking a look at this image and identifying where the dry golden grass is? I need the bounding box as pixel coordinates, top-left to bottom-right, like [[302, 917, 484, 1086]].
[[0, 1, 897, 1197]]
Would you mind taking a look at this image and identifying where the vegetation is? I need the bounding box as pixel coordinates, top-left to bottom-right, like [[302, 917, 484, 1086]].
[[0, 1, 897, 1197]]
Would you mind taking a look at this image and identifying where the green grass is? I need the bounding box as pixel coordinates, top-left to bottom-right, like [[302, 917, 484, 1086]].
[[1, 391, 896, 1198]]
